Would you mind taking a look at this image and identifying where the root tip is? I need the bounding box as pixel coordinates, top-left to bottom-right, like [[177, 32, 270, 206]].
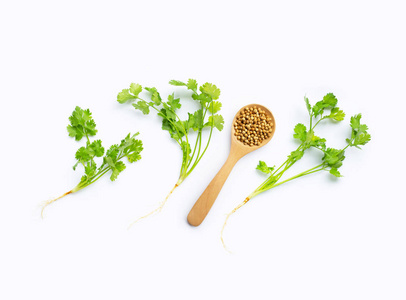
[[40, 190, 72, 218]]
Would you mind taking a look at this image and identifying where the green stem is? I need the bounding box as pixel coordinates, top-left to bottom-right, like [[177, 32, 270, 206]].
[[188, 106, 214, 175], [186, 106, 209, 175], [87, 167, 110, 185], [171, 110, 191, 168], [253, 159, 324, 196], [311, 116, 328, 130], [187, 132, 200, 169], [194, 130, 203, 165], [270, 164, 324, 189], [309, 113, 313, 129], [187, 125, 213, 176], [187, 110, 205, 173]]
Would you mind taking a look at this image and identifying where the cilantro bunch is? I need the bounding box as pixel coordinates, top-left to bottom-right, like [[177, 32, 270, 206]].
[[41, 106, 143, 217], [221, 93, 371, 250], [117, 79, 224, 223]]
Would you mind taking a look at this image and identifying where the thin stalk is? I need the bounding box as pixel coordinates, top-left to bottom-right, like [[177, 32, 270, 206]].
[[193, 107, 214, 165], [270, 164, 324, 189], [172, 110, 191, 171], [88, 167, 110, 185], [187, 106, 209, 174], [309, 113, 313, 129], [186, 132, 200, 169], [187, 124, 213, 176], [311, 116, 328, 130], [194, 130, 203, 167], [191, 106, 207, 169]]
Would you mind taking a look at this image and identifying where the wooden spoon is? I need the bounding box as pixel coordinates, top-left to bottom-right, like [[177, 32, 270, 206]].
[[187, 104, 276, 226]]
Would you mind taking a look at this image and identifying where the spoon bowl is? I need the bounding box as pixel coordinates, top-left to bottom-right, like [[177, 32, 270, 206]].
[[229, 103, 276, 157], [187, 104, 276, 226]]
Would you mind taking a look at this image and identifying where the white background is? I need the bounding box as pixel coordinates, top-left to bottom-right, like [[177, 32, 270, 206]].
[[1, 0, 405, 299]]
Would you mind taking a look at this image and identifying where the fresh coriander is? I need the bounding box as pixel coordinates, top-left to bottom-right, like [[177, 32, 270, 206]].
[[221, 93, 371, 250], [118, 79, 224, 224], [41, 106, 143, 217]]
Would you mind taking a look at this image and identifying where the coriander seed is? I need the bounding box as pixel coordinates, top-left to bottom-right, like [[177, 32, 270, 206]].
[[234, 106, 274, 147]]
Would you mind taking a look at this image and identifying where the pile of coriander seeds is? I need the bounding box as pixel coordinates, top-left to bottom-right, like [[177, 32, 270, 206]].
[[234, 106, 273, 147]]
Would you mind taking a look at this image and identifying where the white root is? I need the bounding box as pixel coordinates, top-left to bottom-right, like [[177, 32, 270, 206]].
[[127, 183, 178, 229], [41, 190, 72, 219], [221, 197, 250, 253]]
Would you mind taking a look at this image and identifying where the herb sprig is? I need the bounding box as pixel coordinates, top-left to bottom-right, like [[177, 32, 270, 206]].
[[41, 106, 143, 217], [221, 93, 371, 250], [118, 79, 224, 224]]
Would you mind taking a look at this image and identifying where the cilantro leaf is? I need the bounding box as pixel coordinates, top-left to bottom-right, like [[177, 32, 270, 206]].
[[347, 114, 371, 148], [309, 135, 326, 150], [208, 101, 222, 114], [117, 83, 143, 104], [169, 80, 186, 87], [170, 79, 198, 92], [323, 148, 345, 168], [67, 125, 85, 141], [118, 133, 143, 163], [67, 106, 98, 140], [75, 146, 92, 164], [312, 93, 338, 117], [109, 160, 126, 181], [129, 83, 142, 97], [188, 110, 203, 131], [145, 87, 162, 105], [88, 140, 104, 157], [160, 105, 177, 119], [162, 118, 187, 140], [133, 100, 150, 115], [329, 167, 342, 177], [192, 92, 212, 105], [289, 149, 304, 162], [328, 107, 345, 121], [322, 93, 338, 107], [105, 144, 119, 163], [256, 161, 274, 174], [167, 94, 181, 110], [304, 96, 311, 115], [205, 114, 224, 131], [117, 88, 137, 104], [151, 92, 162, 105], [181, 141, 191, 166], [354, 131, 371, 147], [187, 79, 198, 92], [84, 159, 97, 178], [200, 83, 221, 100], [293, 123, 307, 142]]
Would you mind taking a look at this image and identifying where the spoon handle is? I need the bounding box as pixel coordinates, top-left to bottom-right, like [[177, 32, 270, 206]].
[[187, 154, 239, 226]]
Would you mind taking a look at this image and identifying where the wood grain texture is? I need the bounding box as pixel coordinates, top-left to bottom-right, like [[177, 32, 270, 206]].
[[187, 104, 275, 226]]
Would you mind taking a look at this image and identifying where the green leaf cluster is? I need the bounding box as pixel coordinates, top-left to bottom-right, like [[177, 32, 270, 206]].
[[252, 93, 370, 197], [67, 107, 143, 190], [117, 79, 223, 184], [67, 106, 97, 140], [256, 161, 274, 174], [346, 114, 371, 148]]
